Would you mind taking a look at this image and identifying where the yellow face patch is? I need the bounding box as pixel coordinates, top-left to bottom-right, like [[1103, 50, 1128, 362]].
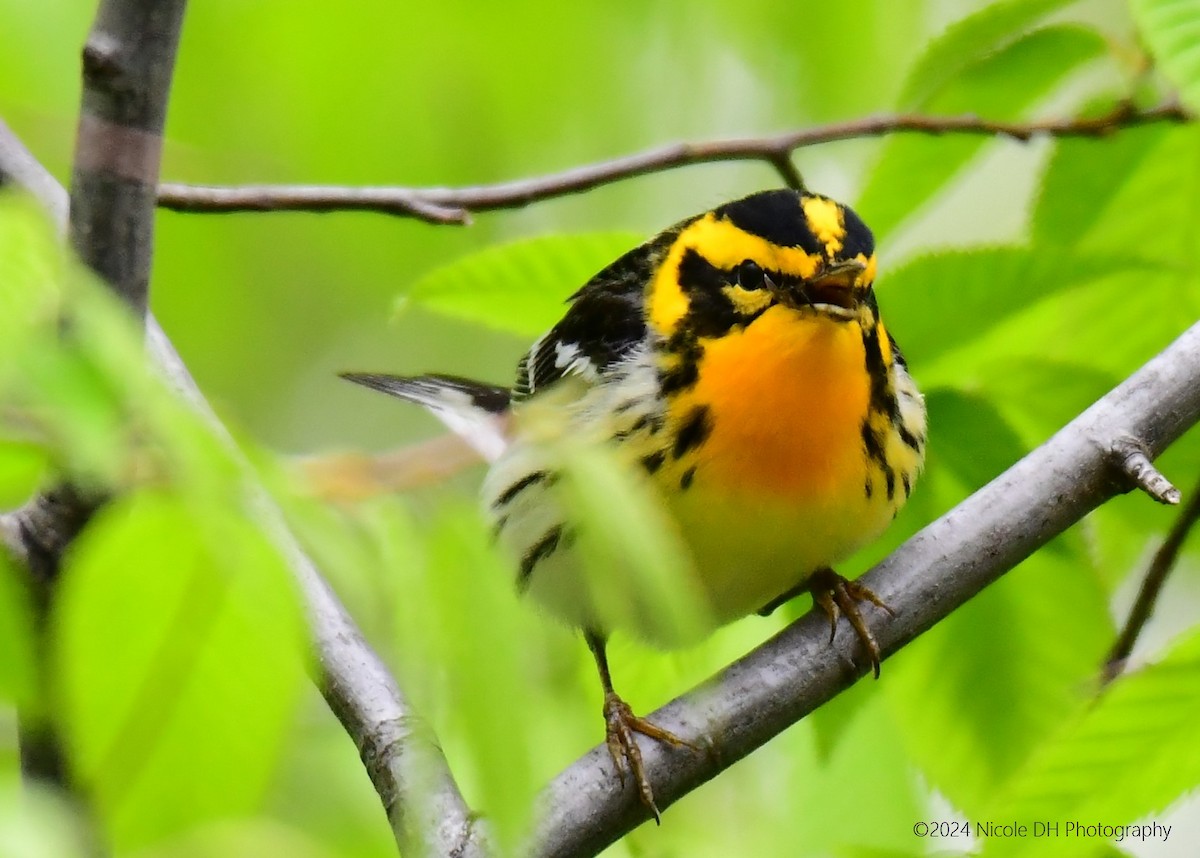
[[648, 213, 826, 335], [721, 283, 775, 316]]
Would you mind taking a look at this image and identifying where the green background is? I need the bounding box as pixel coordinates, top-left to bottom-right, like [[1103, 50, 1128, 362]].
[[3, 1, 1200, 856]]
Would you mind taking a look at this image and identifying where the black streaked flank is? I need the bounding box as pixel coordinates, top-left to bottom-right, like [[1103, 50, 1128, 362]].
[[861, 320, 899, 423], [673, 405, 712, 459], [519, 524, 563, 589], [902, 472, 912, 499], [714, 190, 824, 254], [659, 329, 703, 394], [640, 450, 666, 473], [861, 419, 896, 500], [680, 467, 696, 490], [861, 420, 885, 465], [898, 421, 924, 454], [494, 470, 551, 508], [659, 355, 700, 395], [613, 412, 663, 442]]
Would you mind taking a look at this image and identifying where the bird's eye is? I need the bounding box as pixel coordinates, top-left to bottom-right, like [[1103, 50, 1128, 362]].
[[737, 259, 766, 290]]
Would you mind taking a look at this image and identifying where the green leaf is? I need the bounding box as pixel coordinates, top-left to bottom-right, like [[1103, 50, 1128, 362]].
[[898, 0, 1078, 107], [16, 343, 130, 486], [378, 501, 567, 853], [1131, 0, 1200, 112], [879, 247, 1149, 376], [979, 627, 1200, 857], [553, 439, 712, 647], [0, 195, 62, 373], [806, 673, 875, 763], [832, 848, 926, 858], [397, 231, 644, 337], [52, 493, 308, 851], [0, 552, 34, 707], [884, 547, 1112, 816], [923, 388, 1028, 491], [128, 819, 336, 858], [426, 510, 546, 851], [1032, 122, 1169, 248], [859, 25, 1107, 238], [0, 441, 47, 510], [974, 358, 1119, 441], [1038, 124, 1200, 268]]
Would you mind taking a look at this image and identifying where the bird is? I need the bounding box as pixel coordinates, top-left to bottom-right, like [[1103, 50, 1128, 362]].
[[341, 187, 927, 820]]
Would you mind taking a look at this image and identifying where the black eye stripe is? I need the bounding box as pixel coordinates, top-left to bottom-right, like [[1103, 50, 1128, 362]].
[[678, 252, 793, 292]]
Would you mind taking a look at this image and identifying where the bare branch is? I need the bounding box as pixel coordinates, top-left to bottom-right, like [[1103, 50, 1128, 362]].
[[157, 100, 1191, 223], [1104, 470, 1200, 682], [525, 321, 1200, 858], [69, 0, 188, 320], [157, 183, 472, 224]]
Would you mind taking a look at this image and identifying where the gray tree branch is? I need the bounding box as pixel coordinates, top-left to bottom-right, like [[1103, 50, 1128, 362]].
[[69, 0, 187, 319], [525, 320, 1200, 858]]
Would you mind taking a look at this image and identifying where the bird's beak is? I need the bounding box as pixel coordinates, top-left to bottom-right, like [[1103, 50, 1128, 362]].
[[784, 258, 868, 318]]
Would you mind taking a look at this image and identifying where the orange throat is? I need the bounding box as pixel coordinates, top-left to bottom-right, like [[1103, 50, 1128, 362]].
[[675, 305, 871, 498]]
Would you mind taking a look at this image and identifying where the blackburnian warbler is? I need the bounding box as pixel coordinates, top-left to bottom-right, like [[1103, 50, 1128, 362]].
[[342, 188, 926, 819]]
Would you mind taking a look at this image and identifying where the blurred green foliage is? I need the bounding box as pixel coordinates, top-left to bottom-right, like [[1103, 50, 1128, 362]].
[[3, 1, 1200, 857]]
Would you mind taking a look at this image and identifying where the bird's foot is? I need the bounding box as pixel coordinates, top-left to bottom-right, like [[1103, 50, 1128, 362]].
[[602, 691, 698, 824], [808, 567, 895, 678]]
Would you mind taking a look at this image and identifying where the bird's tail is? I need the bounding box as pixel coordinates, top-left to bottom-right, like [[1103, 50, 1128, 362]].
[[339, 372, 512, 462]]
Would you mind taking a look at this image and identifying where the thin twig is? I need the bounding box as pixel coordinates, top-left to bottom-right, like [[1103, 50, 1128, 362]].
[[1104, 471, 1200, 683], [0, 120, 487, 858], [157, 100, 1191, 224], [158, 183, 473, 224], [1111, 435, 1181, 504], [0, 119, 69, 226], [295, 434, 488, 500], [525, 320, 1200, 858]]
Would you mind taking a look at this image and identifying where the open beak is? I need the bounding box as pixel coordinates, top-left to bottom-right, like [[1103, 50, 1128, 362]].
[[778, 258, 868, 318]]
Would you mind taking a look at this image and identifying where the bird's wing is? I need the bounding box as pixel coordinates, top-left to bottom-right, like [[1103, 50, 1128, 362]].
[[514, 227, 679, 400]]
